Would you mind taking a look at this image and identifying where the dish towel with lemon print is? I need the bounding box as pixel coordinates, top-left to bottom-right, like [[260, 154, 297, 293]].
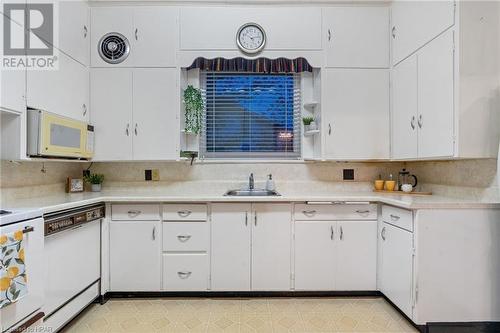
[[0, 230, 27, 309]]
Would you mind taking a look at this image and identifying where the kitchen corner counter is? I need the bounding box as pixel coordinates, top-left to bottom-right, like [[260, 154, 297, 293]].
[[2, 182, 500, 214]]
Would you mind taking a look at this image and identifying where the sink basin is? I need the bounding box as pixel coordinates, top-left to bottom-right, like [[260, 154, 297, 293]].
[[224, 189, 281, 197]]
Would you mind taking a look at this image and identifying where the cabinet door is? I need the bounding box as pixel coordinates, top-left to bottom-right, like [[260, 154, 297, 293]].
[[294, 221, 335, 290], [380, 222, 413, 319], [251, 204, 291, 291], [391, 55, 418, 159], [90, 68, 133, 160], [27, 52, 89, 122], [133, 7, 177, 67], [59, 0, 89, 66], [110, 221, 161, 291], [392, 0, 455, 65], [132, 68, 178, 160], [323, 7, 389, 68], [336, 220, 377, 290], [323, 69, 389, 160], [211, 203, 251, 291], [417, 31, 454, 158], [0, 69, 25, 113], [90, 7, 134, 67]]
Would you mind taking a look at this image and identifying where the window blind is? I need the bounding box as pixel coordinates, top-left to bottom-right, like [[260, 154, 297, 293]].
[[200, 72, 301, 159]]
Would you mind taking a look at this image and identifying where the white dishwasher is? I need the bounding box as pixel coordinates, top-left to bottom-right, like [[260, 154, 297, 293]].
[[43, 204, 103, 331]]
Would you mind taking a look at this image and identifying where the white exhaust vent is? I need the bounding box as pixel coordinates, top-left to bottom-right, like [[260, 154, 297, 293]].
[[98, 32, 130, 64]]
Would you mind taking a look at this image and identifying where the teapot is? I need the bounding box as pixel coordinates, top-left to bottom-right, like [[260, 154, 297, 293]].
[[397, 168, 417, 191]]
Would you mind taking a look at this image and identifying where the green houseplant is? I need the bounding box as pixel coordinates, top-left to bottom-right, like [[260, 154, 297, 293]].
[[183, 85, 203, 134], [302, 116, 316, 132], [84, 173, 104, 192]]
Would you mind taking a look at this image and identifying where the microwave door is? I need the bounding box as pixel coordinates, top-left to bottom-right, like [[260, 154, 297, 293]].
[[40, 113, 87, 158]]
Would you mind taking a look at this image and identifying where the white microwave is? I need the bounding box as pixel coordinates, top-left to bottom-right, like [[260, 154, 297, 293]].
[[27, 109, 94, 159]]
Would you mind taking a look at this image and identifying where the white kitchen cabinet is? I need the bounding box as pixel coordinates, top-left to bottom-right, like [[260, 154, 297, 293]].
[[211, 203, 292, 291], [251, 203, 291, 291], [391, 0, 455, 65], [90, 68, 133, 160], [391, 31, 454, 159], [0, 69, 25, 113], [211, 203, 251, 291], [91, 68, 178, 161], [58, 0, 89, 66], [110, 220, 161, 291], [179, 7, 321, 51], [132, 68, 178, 160], [336, 220, 377, 290], [379, 221, 413, 319], [323, 7, 389, 68], [294, 221, 335, 290], [91, 7, 178, 67], [27, 51, 89, 122], [323, 69, 389, 160], [417, 31, 454, 158], [163, 254, 208, 291], [391, 55, 418, 159]]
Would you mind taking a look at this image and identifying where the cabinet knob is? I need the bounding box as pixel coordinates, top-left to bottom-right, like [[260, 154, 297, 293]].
[[410, 116, 416, 130], [82, 103, 87, 116], [134, 123, 138, 136], [330, 225, 334, 240], [127, 210, 141, 217], [83, 25, 88, 38], [340, 226, 344, 240], [328, 29, 332, 42], [392, 26, 396, 39], [417, 115, 423, 128], [390, 214, 400, 221], [125, 124, 130, 136], [135, 28, 138, 40], [177, 210, 192, 218], [177, 271, 192, 279], [381, 226, 386, 241], [302, 210, 316, 217], [177, 234, 192, 242], [328, 123, 332, 135]]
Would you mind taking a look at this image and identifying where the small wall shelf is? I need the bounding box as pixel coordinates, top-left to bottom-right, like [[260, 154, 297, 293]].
[[303, 101, 319, 110], [304, 129, 320, 137]]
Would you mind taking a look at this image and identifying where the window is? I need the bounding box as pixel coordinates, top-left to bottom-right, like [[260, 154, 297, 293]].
[[200, 72, 301, 159]]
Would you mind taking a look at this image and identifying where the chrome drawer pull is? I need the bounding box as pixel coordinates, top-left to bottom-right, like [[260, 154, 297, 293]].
[[177, 234, 192, 242], [356, 210, 370, 214], [330, 226, 334, 240], [389, 214, 401, 221], [177, 271, 192, 279], [302, 210, 316, 217], [177, 210, 192, 218], [381, 226, 386, 241], [340, 226, 344, 240], [127, 210, 141, 218]]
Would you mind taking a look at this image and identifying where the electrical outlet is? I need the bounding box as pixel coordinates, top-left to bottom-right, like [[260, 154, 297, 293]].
[[343, 169, 355, 181], [145, 170, 152, 181], [152, 169, 160, 181]]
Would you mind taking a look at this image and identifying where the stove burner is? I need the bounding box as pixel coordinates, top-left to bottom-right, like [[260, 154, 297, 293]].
[[0, 210, 12, 215]]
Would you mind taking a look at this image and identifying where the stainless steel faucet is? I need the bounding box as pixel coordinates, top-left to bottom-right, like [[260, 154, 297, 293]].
[[249, 173, 254, 190]]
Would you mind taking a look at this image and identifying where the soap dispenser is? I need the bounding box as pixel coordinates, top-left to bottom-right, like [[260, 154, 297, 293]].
[[266, 174, 275, 191]]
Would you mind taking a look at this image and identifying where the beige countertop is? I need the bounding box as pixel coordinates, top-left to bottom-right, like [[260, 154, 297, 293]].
[[2, 182, 499, 214]]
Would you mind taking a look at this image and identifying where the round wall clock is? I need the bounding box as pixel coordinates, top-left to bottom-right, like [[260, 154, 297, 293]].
[[236, 23, 266, 54]]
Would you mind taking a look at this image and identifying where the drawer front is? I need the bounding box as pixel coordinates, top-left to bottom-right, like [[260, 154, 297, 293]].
[[162, 254, 208, 291], [162, 222, 209, 252], [294, 203, 377, 220], [381, 205, 413, 232], [163, 204, 207, 221], [111, 204, 160, 221]]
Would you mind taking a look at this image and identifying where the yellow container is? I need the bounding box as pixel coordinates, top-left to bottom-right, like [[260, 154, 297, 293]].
[[385, 180, 396, 191], [374, 180, 385, 190]]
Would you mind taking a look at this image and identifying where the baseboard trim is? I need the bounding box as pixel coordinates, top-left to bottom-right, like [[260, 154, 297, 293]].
[[105, 290, 382, 298]]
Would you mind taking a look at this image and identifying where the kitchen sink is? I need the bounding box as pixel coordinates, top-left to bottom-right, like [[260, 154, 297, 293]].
[[224, 189, 281, 196]]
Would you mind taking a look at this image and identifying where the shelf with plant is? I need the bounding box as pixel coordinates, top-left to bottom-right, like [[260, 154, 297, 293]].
[[302, 116, 319, 136]]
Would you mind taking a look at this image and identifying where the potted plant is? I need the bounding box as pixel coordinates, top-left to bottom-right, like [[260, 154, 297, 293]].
[[84, 173, 105, 192], [183, 85, 203, 135], [302, 116, 316, 132]]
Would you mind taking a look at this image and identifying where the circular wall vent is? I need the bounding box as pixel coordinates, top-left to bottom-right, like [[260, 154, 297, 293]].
[[98, 32, 130, 64]]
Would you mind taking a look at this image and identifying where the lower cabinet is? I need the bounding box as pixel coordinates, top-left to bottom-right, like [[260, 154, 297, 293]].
[[163, 253, 208, 291], [109, 220, 161, 291], [379, 216, 414, 319], [294, 220, 377, 290], [211, 203, 292, 291]]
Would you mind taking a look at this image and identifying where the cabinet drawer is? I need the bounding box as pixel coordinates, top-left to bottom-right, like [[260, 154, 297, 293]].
[[111, 204, 160, 221], [294, 203, 377, 221], [381, 206, 413, 232], [162, 254, 208, 291], [162, 222, 208, 252], [163, 204, 207, 221]]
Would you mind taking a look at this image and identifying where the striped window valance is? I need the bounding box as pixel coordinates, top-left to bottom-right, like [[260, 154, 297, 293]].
[[186, 57, 313, 73]]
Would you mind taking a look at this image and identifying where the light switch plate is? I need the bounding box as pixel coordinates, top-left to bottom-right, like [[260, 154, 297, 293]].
[[152, 169, 160, 181]]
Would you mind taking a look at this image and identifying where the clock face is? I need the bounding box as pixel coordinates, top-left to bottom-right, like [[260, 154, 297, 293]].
[[237, 23, 266, 54]]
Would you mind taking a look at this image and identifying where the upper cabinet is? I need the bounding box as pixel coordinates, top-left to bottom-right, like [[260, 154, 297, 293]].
[[391, 1, 500, 159], [58, 0, 90, 66], [323, 69, 390, 160], [179, 7, 321, 51], [391, 0, 455, 65], [323, 7, 389, 68], [91, 7, 178, 67]]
